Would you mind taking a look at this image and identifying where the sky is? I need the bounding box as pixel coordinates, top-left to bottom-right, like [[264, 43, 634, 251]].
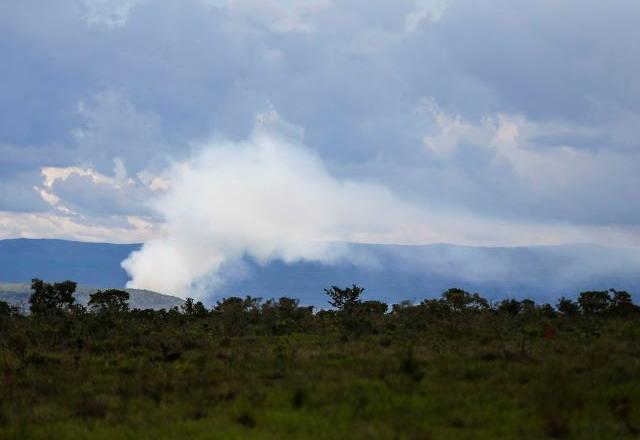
[[1, 0, 640, 252]]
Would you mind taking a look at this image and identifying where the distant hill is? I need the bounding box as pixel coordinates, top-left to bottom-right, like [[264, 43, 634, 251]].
[[0, 283, 185, 312], [1, 238, 639, 307], [217, 242, 640, 305], [0, 239, 183, 310], [0, 238, 138, 287]]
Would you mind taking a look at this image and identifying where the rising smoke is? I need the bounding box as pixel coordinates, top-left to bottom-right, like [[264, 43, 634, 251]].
[[121, 111, 423, 298]]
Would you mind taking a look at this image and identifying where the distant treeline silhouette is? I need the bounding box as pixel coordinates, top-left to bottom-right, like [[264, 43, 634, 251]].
[[1, 279, 637, 338]]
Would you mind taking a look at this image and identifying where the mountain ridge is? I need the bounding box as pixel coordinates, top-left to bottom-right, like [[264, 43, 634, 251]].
[[0, 282, 184, 311], [1, 238, 639, 306]]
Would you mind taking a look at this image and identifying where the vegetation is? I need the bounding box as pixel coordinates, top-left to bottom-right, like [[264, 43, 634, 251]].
[[0, 282, 184, 311], [1, 279, 639, 438]]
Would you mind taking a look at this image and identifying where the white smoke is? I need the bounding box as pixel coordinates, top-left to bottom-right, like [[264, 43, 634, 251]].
[[122, 111, 423, 298]]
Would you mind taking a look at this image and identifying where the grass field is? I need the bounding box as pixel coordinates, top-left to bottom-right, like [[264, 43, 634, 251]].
[[1, 286, 640, 438]]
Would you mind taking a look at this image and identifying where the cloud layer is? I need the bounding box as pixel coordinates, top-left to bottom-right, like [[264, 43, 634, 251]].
[[0, 0, 639, 266]]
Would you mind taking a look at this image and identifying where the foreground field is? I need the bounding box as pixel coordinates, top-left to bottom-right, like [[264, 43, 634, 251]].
[[1, 284, 639, 438]]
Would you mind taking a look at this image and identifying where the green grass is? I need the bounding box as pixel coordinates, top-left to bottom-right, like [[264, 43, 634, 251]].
[[2, 314, 640, 439]]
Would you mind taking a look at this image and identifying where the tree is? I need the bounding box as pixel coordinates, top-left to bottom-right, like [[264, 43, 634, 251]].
[[440, 288, 488, 313], [260, 297, 313, 335], [497, 299, 522, 316], [29, 278, 76, 315], [325, 284, 364, 312], [358, 300, 388, 316], [419, 298, 449, 320], [181, 297, 208, 317], [610, 289, 638, 316], [578, 291, 611, 315], [520, 299, 537, 315], [539, 303, 557, 318], [557, 297, 579, 316], [88, 289, 130, 313], [0, 300, 19, 317], [391, 301, 430, 331], [213, 296, 261, 335]]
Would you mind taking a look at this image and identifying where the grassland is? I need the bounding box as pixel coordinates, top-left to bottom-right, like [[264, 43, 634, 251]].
[[1, 286, 639, 439]]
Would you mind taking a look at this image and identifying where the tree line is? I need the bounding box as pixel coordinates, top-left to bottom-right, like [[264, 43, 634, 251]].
[[1, 279, 637, 335]]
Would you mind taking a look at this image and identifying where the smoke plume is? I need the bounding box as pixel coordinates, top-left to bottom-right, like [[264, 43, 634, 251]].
[[122, 112, 422, 297]]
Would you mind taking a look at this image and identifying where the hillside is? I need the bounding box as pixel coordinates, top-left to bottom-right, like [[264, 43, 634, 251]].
[[0, 283, 184, 311], [221, 242, 640, 305], [0, 239, 138, 287]]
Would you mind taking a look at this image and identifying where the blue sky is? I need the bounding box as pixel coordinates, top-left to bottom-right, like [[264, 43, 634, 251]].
[[1, 0, 639, 249]]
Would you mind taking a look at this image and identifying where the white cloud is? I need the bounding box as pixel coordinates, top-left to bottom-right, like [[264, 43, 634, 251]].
[[421, 98, 546, 158], [41, 166, 113, 189], [82, 0, 146, 27], [0, 211, 156, 243], [421, 98, 640, 203], [205, 0, 332, 33], [406, 0, 454, 32], [38, 158, 165, 218]]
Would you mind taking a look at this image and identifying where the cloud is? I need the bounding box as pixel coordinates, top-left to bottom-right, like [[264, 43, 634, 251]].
[[82, 0, 146, 27], [0, 172, 51, 213], [0, 211, 156, 243], [437, 0, 640, 121], [0, 0, 639, 251], [209, 0, 332, 34], [122, 111, 424, 296], [42, 162, 156, 217], [405, 0, 454, 32], [72, 91, 171, 174], [417, 99, 640, 225]]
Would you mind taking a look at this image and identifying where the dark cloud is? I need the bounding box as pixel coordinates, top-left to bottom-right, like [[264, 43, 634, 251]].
[[0, 172, 50, 212], [436, 0, 640, 121]]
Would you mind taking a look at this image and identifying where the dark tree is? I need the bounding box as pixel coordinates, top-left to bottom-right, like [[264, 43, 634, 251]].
[[441, 288, 488, 313], [0, 300, 18, 317], [325, 284, 364, 312], [29, 278, 76, 315], [358, 300, 388, 316], [193, 301, 208, 317], [88, 289, 130, 313], [260, 297, 313, 335], [213, 296, 261, 335], [557, 297, 579, 316], [275, 297, 300, 314], [182, 297, 195, 315], [497, 299, 522, 316], [419, 298, 450, 320], [610, 289, 638, 316], [181, 297, 208, 317], [578, 291, 612, 315], [521, 299, 537, 313], [540, 303, 557, 318]]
